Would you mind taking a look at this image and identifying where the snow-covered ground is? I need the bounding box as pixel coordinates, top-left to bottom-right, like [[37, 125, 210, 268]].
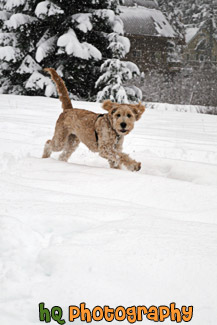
[[0, 94, 217, 325]]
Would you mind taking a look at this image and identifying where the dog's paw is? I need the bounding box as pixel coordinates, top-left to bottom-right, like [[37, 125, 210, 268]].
[[59, 154, 68, 162], [134, 161, 141, 171], [129, 161, 141, 172]]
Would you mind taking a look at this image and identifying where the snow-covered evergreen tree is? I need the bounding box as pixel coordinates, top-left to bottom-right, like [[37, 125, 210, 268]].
[[181, 0, 217, 28], [96, 59, 142, 103], [0, 0, 45, 94], [0, 0, 142, 100], [95, 22, 142, 103], [181, 0, 201, 26], [157, 0, 185, 64]]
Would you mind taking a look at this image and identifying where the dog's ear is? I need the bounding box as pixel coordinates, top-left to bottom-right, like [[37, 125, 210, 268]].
[[102, 100, 120, 115], [130, 102, 145, 121], [102, 100, 114, 112]]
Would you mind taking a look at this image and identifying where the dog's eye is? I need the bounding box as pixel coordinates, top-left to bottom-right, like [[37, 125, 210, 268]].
[[116, 114, 121, 118], [127, 114, 132, 118]]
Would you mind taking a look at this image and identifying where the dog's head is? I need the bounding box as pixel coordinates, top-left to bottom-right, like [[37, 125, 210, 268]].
[[102, 100, 145, 136]]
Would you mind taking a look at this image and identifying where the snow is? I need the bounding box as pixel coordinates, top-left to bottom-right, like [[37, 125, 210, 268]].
[[125, 61, 140, 75], [4, 13, 37, 30], [117, 35, 131, 53], [107, 33, 130, 57], [17, 55, 41, 74], [185, 27, 199, 43], [94, 9, 115, 24], [4, 0, 25, 11], [146, 102, 217, 115], [0, 45, 21, 62], [125, 85, 143, 100], [96, 59, 141, 102], [0, 32, 16, 46], [25, 72, 57, 97], [25, 71, 48, 90], [82, 42, 102, 60], [35, 36, 57, 63], [124, 0, 159, 9], [72, 13, 93, 33], [112, 16, 124, 34], [94, 9, 124, 35], [57, 28, 102, 60], [0, 95, 217, 325], [120, 6, 176, 38], [0, 10, 12, 21], [57, 28, 89, 56], [35, 1, 64, 19]]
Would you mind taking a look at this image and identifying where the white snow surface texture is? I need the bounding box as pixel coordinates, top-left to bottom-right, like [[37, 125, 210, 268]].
[[0, 95, 217, 325]]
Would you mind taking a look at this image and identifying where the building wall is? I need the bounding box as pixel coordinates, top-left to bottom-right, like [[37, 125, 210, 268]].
[[184, 28, 217, 64], [124, 34, 169, 72]]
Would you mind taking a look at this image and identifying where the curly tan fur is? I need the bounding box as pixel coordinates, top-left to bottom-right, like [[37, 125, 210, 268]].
[[42, 69, 145, 171]]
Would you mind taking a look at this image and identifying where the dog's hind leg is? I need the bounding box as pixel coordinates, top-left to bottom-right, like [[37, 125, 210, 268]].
[[42, 139, 52, 158], [42, 126, 69, 158], [59, 134, 80, 162]]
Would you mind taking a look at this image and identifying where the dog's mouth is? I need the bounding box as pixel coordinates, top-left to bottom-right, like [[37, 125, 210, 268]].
[[119, 129, 128, 134]]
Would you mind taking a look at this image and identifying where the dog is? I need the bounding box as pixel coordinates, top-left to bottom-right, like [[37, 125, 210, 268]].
[[42, 68, 145, 171]]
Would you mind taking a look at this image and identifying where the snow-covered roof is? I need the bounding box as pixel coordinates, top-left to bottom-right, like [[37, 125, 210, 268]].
[[120, 6, 176, 38], [185, 27, 199, 44], [123, 0, 158, 9]]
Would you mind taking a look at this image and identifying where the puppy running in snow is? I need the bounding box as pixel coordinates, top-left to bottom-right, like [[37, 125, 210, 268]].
[[42, 68, 145, 171]]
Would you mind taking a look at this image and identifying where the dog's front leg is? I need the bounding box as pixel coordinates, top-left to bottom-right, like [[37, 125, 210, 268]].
[[98, 145, 141, 172], [118, 152, 141, 171]]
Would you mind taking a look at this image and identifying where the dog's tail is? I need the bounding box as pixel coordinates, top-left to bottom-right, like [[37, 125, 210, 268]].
[[44, 68, 73, 111]]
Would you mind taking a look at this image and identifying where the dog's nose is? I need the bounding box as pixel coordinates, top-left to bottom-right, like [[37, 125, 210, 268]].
[[120, 122, 127, 129]]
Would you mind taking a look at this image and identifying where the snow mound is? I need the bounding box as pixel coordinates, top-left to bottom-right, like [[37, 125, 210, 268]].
[[36, 36, 57, 62], [0, 46, 21, 62], [125, 61, 140, 75], [94, 9, 124, 34], [125, 85, 143, 101], [25, 72, 49, 89], [5, 13, 37, 29], [72, 13, 92, 33], [57, 28, 102, 60], [0, 32, 16, 46], [0, 10, 12, 21], [17, 55, 41, 74], [107, 33, 130, 57], [94, 9, 115, 23], [35, 1, 64, 19], [4, 0, 25, 10], [25, 72, 57, 97]]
